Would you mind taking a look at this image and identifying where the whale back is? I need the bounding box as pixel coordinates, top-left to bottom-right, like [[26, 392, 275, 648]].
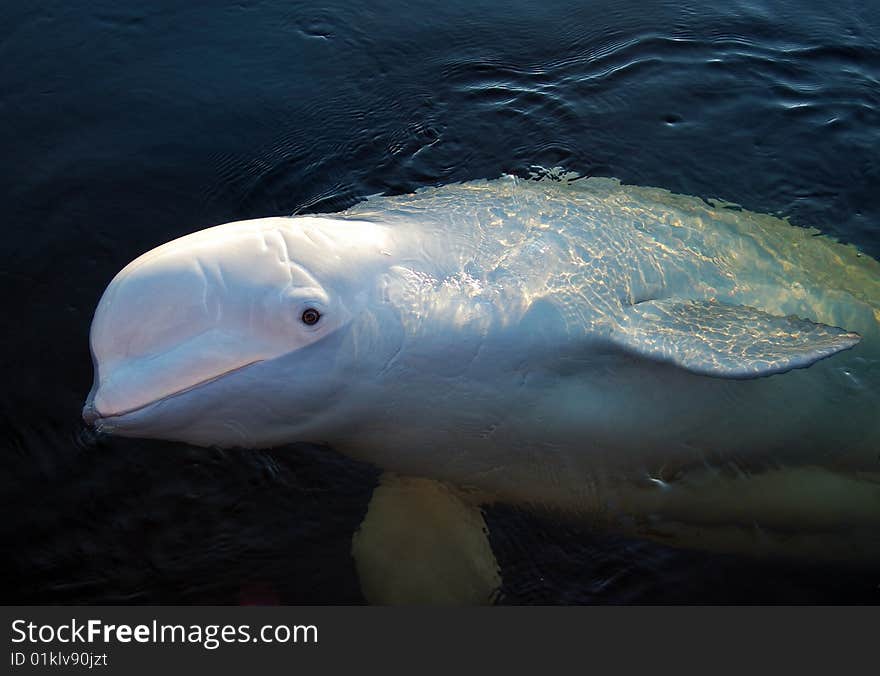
[[339, 175, 880, 343]]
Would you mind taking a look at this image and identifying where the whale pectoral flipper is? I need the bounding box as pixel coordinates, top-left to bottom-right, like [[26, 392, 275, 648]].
[[614, 298, 861, 379], [351, 473, 501, 605]]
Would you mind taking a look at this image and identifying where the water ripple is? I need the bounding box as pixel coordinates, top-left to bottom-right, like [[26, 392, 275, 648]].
[[4, 0, 880, 603]]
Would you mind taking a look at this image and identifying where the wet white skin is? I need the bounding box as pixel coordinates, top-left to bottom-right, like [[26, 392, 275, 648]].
[[85, 216, 384, 421], [84, 176, 880, 556]]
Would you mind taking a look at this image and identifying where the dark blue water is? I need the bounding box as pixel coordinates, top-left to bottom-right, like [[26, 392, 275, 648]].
[[2, 0, 879, 603]]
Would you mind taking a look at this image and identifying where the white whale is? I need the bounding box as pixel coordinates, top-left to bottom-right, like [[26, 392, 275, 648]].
[[83, 174, 880, 602]]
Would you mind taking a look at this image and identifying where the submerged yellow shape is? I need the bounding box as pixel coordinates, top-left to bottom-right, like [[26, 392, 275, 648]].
[[352, 474, 500, 605]]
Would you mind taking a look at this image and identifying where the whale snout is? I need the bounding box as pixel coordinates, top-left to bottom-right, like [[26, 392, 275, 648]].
[[84, 219, 302, 426], [82, 215, 368, 438]]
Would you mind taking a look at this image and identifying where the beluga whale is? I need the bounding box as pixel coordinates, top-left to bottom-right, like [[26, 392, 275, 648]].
[[83, 171, 880, 604]]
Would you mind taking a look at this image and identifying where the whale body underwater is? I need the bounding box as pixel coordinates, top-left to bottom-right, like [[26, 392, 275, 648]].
[[84, 175, 880, 601]]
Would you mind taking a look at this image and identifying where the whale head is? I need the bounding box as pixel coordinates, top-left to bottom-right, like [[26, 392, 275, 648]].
[[83, 216, 396, 447]]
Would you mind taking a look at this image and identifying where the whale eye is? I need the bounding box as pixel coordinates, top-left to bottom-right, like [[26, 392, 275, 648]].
[[301, 308, 321, 326]]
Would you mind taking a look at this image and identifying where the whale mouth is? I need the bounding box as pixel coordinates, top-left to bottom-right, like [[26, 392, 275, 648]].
[[82, 360, 264, 428]]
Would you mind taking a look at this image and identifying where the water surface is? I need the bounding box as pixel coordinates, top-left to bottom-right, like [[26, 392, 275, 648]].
[[2, 0, 879, 603]]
